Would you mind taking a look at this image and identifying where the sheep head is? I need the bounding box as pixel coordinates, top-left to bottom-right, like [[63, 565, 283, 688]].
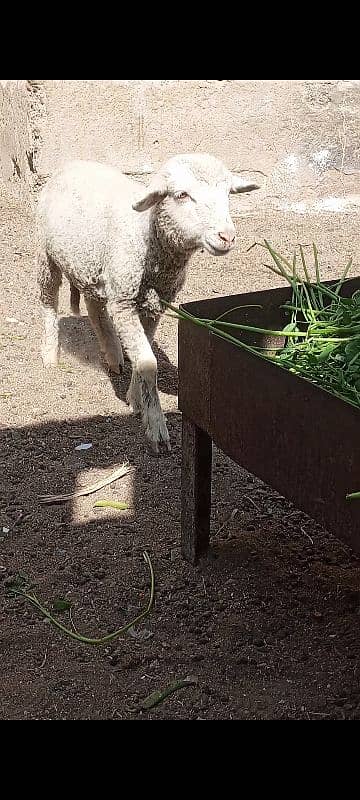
[[132, 153, 259, 255]]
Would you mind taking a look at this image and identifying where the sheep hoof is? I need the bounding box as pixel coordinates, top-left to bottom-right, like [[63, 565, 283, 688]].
[[147, 435, 171, 455], [144, 414, 171, 455], [105, 347, 124, 375], [41, 348, 59, 367], [107, 361, 122, 375]]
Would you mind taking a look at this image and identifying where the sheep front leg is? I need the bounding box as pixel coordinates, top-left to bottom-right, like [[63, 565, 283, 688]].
[[126, 314, 160, 417], [111, 303, 170, 453], [139, 288, 162, 345]]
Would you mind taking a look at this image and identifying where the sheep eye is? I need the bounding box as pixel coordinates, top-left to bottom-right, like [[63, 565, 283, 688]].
[[175, 191, 189, 200]]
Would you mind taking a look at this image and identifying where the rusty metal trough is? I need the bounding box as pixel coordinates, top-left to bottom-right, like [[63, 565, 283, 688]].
[[178, 279, 360, 563]]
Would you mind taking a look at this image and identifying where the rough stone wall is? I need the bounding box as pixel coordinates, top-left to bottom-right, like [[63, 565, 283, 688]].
[[0, 80, 46, 205]]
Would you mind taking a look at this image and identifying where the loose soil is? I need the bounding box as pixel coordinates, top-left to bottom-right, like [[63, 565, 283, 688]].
[[1, 197, 360, 720]]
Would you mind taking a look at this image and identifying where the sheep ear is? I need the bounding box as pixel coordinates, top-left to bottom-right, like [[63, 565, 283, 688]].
[[132, 175, 168, 211], [230, 174, 260, 194]]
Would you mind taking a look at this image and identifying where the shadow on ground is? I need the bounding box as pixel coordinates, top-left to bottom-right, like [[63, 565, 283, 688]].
[[1, 409, 360, 720]]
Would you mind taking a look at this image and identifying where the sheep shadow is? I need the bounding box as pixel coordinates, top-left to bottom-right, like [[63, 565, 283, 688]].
[[0, 409, 182, 610], [59, 315, 178, 400]]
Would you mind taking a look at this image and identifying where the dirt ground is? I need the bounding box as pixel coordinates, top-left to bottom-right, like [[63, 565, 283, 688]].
[[1, 193, 360, 720]]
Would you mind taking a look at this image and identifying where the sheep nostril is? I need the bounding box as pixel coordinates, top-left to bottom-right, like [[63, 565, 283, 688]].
[[218, 231, 235, 246]]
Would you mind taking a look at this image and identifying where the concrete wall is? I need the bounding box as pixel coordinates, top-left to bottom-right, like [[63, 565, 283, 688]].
[[35, 81, 360, 200], [1, 80, 360, 215]]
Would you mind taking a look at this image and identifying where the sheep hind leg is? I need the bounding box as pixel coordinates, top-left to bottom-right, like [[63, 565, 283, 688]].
[[38, 250, 62, 367], [84, 297, 124, 373]]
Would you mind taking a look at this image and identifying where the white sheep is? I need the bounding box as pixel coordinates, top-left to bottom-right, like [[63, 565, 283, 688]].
[[37, 153, 259, 452]]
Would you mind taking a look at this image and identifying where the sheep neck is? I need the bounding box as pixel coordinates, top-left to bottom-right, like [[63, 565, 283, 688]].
[[136, 215, 196, 305], [147, 215, 194, 273]]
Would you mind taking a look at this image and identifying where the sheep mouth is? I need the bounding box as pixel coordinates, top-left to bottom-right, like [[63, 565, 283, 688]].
[[203, 238, 233, 256]]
